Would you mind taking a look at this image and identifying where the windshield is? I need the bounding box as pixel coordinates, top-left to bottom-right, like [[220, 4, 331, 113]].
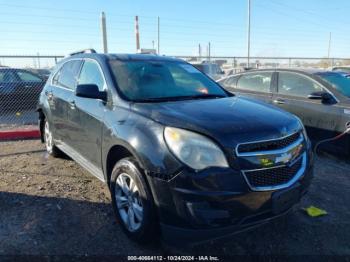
[[108, 60, 227, 102], [316, 72, 350, 98]]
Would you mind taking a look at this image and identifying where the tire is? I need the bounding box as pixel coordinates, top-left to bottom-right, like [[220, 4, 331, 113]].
[[43, 119, 62, 157], [110, 157, 157, 243]]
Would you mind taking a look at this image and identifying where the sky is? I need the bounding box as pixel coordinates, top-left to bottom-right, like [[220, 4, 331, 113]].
[[0, 0, 349, 59]]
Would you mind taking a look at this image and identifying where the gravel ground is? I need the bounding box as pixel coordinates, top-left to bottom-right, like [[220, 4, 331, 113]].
[[0, 140, 349, 259]]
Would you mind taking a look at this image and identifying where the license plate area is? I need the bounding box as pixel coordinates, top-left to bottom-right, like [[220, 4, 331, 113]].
[[272, 184, 301, 214]]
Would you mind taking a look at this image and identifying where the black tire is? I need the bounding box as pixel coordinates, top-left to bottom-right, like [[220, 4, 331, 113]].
[[110, 157, 157, 243], [43, 119, 62, 158]]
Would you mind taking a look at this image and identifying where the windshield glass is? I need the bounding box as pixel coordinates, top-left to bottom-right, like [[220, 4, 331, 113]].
[[108, 60, 227, 102], [316, 72, 350, 98]]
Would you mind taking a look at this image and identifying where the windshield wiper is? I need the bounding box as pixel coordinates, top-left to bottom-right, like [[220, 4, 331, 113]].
[[134, 94, 227, 103]]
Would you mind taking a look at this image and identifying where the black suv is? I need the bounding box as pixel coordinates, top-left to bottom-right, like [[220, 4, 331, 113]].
[[37, 50, 313, 244]]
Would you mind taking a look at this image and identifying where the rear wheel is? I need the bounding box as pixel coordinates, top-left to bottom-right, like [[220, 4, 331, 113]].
[[110, 157, 157, 243], [44, 120, 61, 157]]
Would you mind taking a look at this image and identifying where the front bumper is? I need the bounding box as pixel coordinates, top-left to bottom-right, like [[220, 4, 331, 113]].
[[147, 148, 314, 245]]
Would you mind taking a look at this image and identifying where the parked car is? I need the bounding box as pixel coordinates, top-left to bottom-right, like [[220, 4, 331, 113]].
[[191, 61, 225, 80], [0, 68, 46, 111], [37, 50, 313, 245], [27, 68, 52, 80], [332, 66, 350, 74], [218, 69, 350, 154]]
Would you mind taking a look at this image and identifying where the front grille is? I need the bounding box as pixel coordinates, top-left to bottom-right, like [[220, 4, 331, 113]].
[[243, 156, 303, 188], [237, 132, 301, 154]]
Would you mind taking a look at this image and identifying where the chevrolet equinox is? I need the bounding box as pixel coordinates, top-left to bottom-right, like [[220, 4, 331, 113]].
[[37, 50, 313, 244]]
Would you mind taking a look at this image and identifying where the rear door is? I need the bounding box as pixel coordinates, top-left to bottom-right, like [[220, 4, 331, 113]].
[[272, 71, 342, 137], [50, 60, 82, 144], [72, 59, 107, 172], [231, 71, 274, 104]]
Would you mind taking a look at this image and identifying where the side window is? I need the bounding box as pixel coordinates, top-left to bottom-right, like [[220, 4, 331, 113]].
[[78, 60, 105, 91], [237, 72, 272, 93], [52, 69, 61, 86], [0, 71, 17, 83], [56, 60, 82, 90], [16, 71, 42, 82], [278, 72, 323, 97], [221, 75, 239, 91]]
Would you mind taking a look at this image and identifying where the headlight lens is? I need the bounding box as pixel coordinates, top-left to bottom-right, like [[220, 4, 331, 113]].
[[297, 117, 308, 140], [164, 127, 229, 170]]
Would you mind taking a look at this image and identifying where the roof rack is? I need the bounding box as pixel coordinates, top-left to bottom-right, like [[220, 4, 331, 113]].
[[68, 49, 97, 57]]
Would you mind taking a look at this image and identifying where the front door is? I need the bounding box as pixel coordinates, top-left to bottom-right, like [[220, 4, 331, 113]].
[[272, 71, 342, 139], [72, 59, 107, 173]]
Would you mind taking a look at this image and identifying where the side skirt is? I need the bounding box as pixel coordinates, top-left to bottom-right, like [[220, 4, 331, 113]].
[[57, 142, 106, 183]]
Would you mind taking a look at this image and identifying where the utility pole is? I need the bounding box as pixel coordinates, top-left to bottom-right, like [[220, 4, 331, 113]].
[[247, 0, 251, 67], [101, 12, 108, 53], [208, 42, 211, 61], [198, 43, 201, 59], [328, 32, 332, 67], [157, 16, 160, 54], [37, 52, 40, 69], [135, 16, 140, 52]]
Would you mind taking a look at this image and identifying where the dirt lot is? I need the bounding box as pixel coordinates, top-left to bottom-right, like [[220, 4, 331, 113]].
[[0, 140, 350, 258]]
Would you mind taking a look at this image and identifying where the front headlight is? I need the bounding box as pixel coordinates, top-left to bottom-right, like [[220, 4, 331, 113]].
[[164, 127, 229, 170], [297, 117, 308, 140]]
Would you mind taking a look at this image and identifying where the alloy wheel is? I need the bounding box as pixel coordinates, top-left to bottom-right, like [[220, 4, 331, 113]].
[[114, 173, 143, 232], [44, 121, 53, 153]]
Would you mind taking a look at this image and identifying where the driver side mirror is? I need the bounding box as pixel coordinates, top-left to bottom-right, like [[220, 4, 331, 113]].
[[307, 91, 333, 103], [75, 84, 107, 101]]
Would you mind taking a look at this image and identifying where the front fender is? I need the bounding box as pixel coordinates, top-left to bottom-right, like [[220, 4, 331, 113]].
[[101, 106, 183, 181]]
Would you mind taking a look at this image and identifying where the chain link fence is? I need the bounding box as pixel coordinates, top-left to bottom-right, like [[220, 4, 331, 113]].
[[176, 55, 350, 74], [0, 55, 63, 131], [1, 54, 349, 131]]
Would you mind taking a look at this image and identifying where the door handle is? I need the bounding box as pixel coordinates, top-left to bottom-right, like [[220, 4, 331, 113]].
[[69, 100, 76, 109], [273, 98, 285, 105]]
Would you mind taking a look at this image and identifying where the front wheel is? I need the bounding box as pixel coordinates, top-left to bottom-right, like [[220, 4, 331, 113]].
[[110, 157, 157, 243]]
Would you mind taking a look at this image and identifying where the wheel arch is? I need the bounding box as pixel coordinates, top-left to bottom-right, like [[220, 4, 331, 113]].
[[105, 143, 147, 187]]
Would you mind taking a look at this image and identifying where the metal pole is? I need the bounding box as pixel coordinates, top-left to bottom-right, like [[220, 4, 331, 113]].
[[208, 42, 211, 61], [37, 52, 40, 68], [135, 16, 140, 52], [198, 44, 201, 59], [328, 32, 332, 67], [101, 12, 108, 53], [157, 16, 160, 54], [247, 0, 251, 67]]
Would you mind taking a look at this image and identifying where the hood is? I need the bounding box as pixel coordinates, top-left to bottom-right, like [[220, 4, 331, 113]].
[[131, 96, 302, 148]]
